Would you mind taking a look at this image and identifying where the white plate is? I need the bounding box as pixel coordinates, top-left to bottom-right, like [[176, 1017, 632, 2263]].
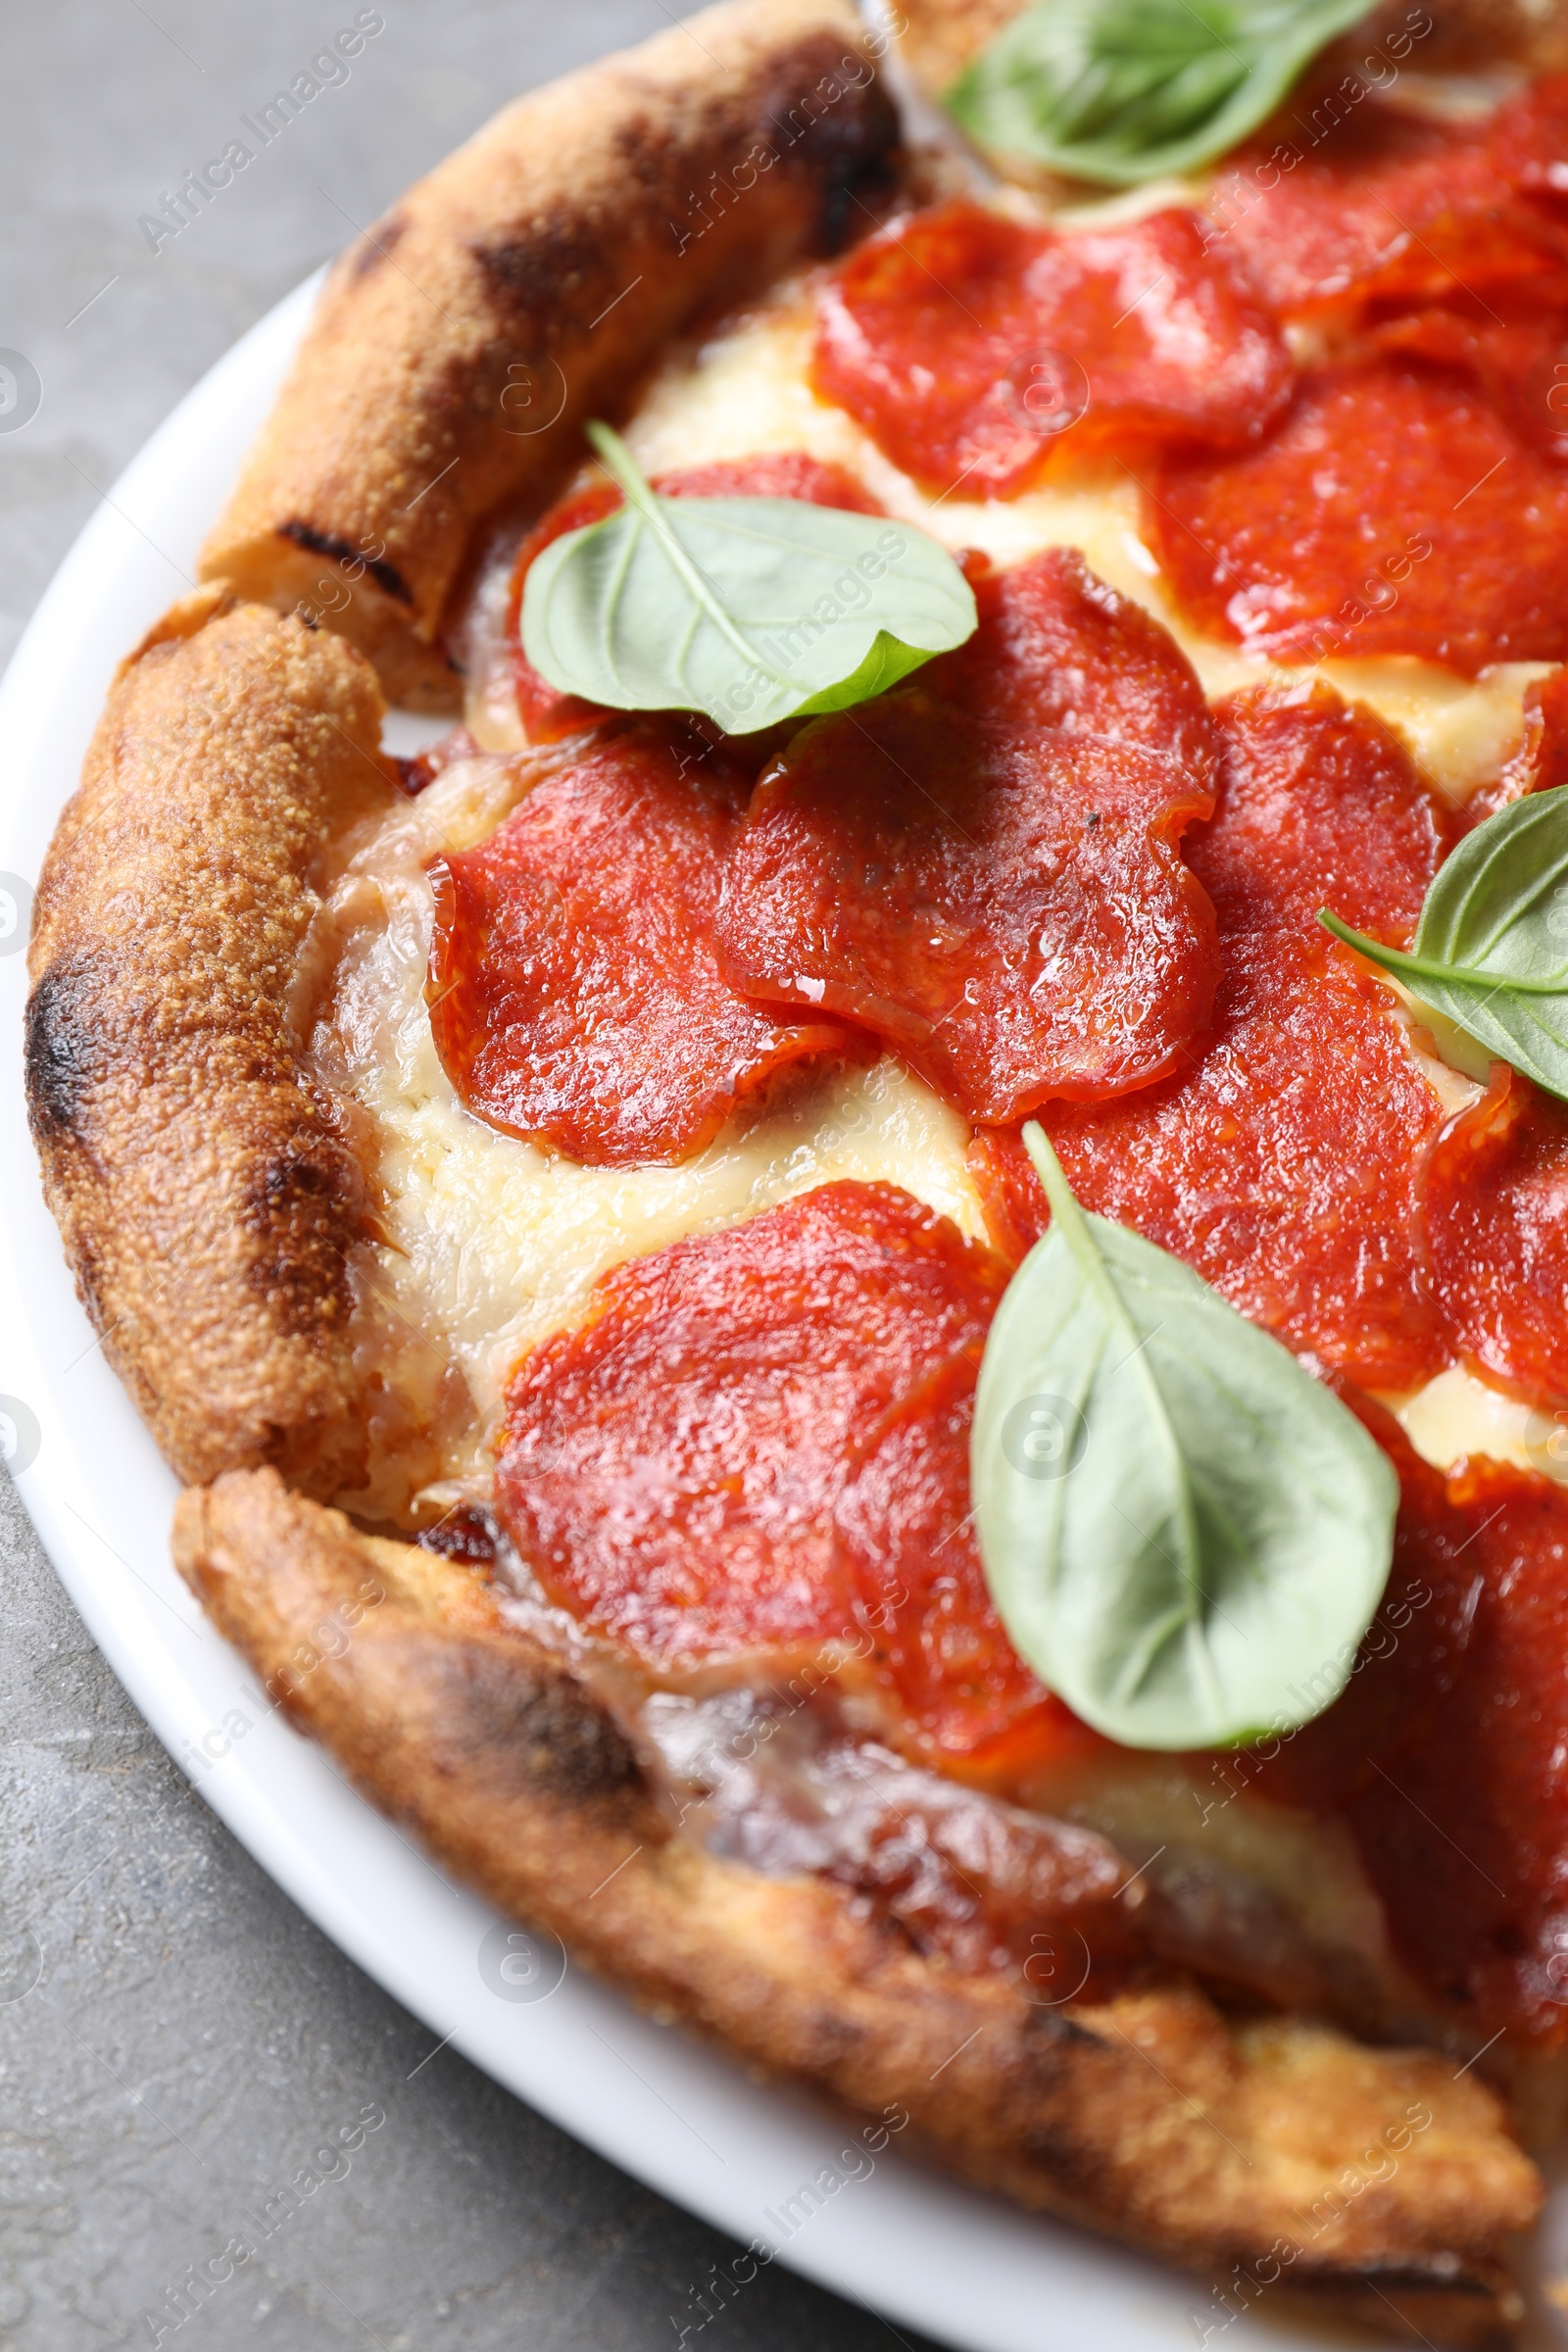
[[1, 273, 1559, 2352]]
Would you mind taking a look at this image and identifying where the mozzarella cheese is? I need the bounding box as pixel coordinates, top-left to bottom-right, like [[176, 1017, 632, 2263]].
[[1396, 1368, 1568, 1484], [623, 299, 1554, 808], [318, 214, 1568, 1962], [318, 754, 983, 1515], [336, 251, 1563, 1513]]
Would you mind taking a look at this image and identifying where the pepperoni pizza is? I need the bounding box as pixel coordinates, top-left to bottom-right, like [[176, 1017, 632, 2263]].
[[29, 0, 1568, 2337]]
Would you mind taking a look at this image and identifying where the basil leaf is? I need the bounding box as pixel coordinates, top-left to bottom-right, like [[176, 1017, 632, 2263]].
[[971, 1124, 1396, 1750], [1320, 785, 1568, 1103], [947, 0, 1374, 187], [520, 422, 977, 735]]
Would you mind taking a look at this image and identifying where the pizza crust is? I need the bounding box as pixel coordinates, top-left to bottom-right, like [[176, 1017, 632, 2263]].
[[173, 1467, 1543, 2349], [24, 588, 395, 1494], [197, 0, 901, 710]]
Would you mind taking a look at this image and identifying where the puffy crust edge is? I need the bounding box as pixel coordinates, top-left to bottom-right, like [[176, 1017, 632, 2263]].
[[172, 1467, 1543, 2349], [197, 0, 902, 709], [24, 590, 396, 1494]]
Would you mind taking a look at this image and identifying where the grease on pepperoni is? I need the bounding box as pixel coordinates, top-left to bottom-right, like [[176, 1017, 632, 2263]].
[[426, 719, 856, 1167], [1418, 1066, 1568, 1412], [1263, 1408, 1568, 2042], [1213, 79, 1568, 320], [969, 686, 1453, 1390], [714, 673, 1219, 1125], [1369, 295, 1568, 468], [495, 1183, 1007, 1670], [835, 1347, 1103, 1770], [1147, 364, 1568, 674], [811, 201, 1292, 499], [508, 455, 882, 743], [1252, 1406, 1474, 1815], [927, 547, 1218, 787], [1356, 1452, 1568, 2041]]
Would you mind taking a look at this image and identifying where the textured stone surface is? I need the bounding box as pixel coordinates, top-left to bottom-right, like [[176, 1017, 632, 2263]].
[[0, 7, 944, 2345]]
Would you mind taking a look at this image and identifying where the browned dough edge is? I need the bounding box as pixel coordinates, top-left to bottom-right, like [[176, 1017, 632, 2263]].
[[172, 1467, 1542, 2349], [197, 0, 902, 710], [24, 589, 398, 1494]]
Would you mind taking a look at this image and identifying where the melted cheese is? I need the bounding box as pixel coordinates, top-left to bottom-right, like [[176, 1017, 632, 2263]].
[[299, 103, 1568, 2076], [321, 756, 983, 1509], [1033, 1748, 1397, 1972], [359, 248, 1559, 1506], [1391, 1367, 1568, 1487], [623, 301, 1553, 807], [620, 290, 1564, 1483]]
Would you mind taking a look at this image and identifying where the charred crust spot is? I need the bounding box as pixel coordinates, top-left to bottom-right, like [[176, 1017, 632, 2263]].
[[761, 40, 900, 257], [239, 1133, 360, 1335], [276, 518, 415, 607], [24, 956, 106, 1147], [1280, 2259, 1516, 2339], [1017, 2115, 1114, 2201], [1023, 2001, 1098, 2045], [341, 208, 408, 283], [426, 1640, 643, 1804], [810, 147, 898, 261], [468, 217, 601, 321], [468, 35, 898, 317]]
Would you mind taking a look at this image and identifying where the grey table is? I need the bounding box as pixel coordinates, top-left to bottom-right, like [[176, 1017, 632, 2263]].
[[0, 7, 946, 2344]]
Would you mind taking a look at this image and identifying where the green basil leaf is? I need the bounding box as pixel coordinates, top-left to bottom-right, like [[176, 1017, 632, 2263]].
[[946, 0, 1375, 187], [971, 1124, 1396, 1750], [520, 422, 977, 735], [1320, 785, 1568, 1103]]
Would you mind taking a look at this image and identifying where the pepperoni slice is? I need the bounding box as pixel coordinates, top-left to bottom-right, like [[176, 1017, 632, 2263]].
[[495, 1183, 1007, 1670], [426, 719, 855, 1167], [508, 454, 882, 743], [1253, 1404, 1481, 1817], [1268, 1413, 1568, 2042], [927, 547, 1217, 787], [969, 687, 1454, 1390], [1418, 1067, 1568, 1412], [1353, 1451, 1568, 2041], [713, 652, 1218, 1124], [1212, 79, 1568, 320], [811, 201, 1293, 499], [1369, 295, 1568, 469], [834, 1348, 1102, 1769], [1147, 363, 1568, 674], [507, 478, 620, 743]]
